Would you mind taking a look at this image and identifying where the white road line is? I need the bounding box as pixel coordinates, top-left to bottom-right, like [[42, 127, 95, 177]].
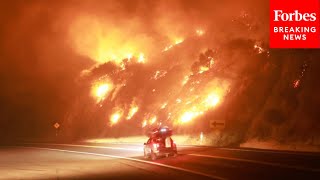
[[18, 146, 226, 180], [21, 143, 200, 151], [21, 143, 143, 152], [188, 153, 320, 173], [218, 147, 320, 157]]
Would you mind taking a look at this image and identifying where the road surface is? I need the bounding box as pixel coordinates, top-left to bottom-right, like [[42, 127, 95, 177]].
[[1, 142, 320, 179]]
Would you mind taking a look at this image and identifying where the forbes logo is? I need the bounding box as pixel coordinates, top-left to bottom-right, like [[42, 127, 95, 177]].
[[273, 10, 316, 22]]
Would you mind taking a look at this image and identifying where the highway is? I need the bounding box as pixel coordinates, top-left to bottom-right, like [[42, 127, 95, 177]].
[[1, 143, 320, 179]]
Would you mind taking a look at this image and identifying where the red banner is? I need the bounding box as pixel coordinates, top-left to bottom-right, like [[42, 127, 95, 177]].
[[270, 0, 320, 48]]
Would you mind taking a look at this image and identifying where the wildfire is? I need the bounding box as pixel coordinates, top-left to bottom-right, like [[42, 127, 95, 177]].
[[205, 93, 220, 107], [199, 66, 210, 74], [196, 29, 205, 36], [163, 45, 174, 52], [293, 79, 300, 88], [153, 70, 167, 80], [127, 103, 139, 120], [91, 80, 113, 103], [182, 75, 189, 85], [180, 111, 197, 123], [76, 13, 233, 129], [161, 102, 168, 109], [110, 110, 123, 125], [254, 44, 265, 54], [142, 120, 147, 128], [69, 16, 150, 65], [173, 80, 230, 125], [138, 53, 145, 63], [163, 37, 184, 52], [149, 116, 157, 125], [174, 38, 184, 45], [127, 53, 133, 60]]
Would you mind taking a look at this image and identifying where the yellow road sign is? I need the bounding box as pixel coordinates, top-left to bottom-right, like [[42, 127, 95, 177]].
[[53, 123, 60, 129]]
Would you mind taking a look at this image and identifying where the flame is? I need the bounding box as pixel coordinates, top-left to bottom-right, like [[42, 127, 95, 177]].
[[174, 38, 184, 45], [205, 93, 220, 107], [196, 29, 205, 36], [127, 103, 139, 120], [153, 70, 167, 80], [149, 116, 157, 125], [69, 16, 151, 65], [91, 80, 113, 103], [176, 98, 182, 104], [180, 111, 197, 123], [209, 58, 215, 68], [162, 37, 184, 52], [95, 84, 109, 98], [138, 53, 145, 63], [163, 45, 173, 52], [254, 44, 265, 54], [199, 66, 210, 74], [173, 80, 230, 125], [180, 111, 204, 123], [182, 75, 189, 85], [110, 110, 123, 125], [127, 53, 133, 61], [293, 79, 300, 88], [161, 102, 168, 109], [142, 120, 147, 128]]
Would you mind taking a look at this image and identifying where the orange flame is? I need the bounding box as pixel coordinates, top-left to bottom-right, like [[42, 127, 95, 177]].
[[127, 103, 139, 120], [110, 109, 123, 126], [69, 16, 150, 65], [196, 29, 205, 36], [91, 80, 113, 103]]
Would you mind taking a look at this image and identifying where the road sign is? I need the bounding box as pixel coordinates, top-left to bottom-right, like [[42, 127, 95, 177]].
[[210, 119, 225, 129], [53, 122, 60, 129]]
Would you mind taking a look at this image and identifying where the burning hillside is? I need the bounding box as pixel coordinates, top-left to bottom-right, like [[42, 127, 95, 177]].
[[1, 0, 319, 150], [66, 10, 271, 139]]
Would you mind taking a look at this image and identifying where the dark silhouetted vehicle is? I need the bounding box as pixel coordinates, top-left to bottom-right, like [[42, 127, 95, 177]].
[[143, 127, 177, 160]]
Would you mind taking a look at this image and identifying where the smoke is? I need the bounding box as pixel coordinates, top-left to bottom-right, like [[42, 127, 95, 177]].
[[3, 0, 320, 152], [0, 0, 268, 139]]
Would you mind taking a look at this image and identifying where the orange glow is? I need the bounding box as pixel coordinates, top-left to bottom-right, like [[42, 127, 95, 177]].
[[127, 103, 139, 120], [173, 80, 230, 125], [209, 58, 215, 68], [163, 37, 184, 52], [127, 53, 133, 60], [182, 75, 189, 85], [254, 44, 264, 54], [176, 98, 182, 104], [205, 93, 220, 107], [161, 102, 168, 109], [69, 16, 151, 65], [110, 110, 123, 125], [96, 84, 109, 98], [174, 38, 184, 45], [138, 53, 145, 63], [196, 29, 205, 36], [163, 45, 173, 52], [293, 79, 300, 88], [149, 116, 157, 125], [180, 111, 197, 123], [199, 66, 210, 74], [91, 80, 113, 103], [142, 120, 147, 128]]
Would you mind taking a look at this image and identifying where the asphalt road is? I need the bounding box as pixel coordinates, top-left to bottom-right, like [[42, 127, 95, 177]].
[[1, 143, 320, 180]]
